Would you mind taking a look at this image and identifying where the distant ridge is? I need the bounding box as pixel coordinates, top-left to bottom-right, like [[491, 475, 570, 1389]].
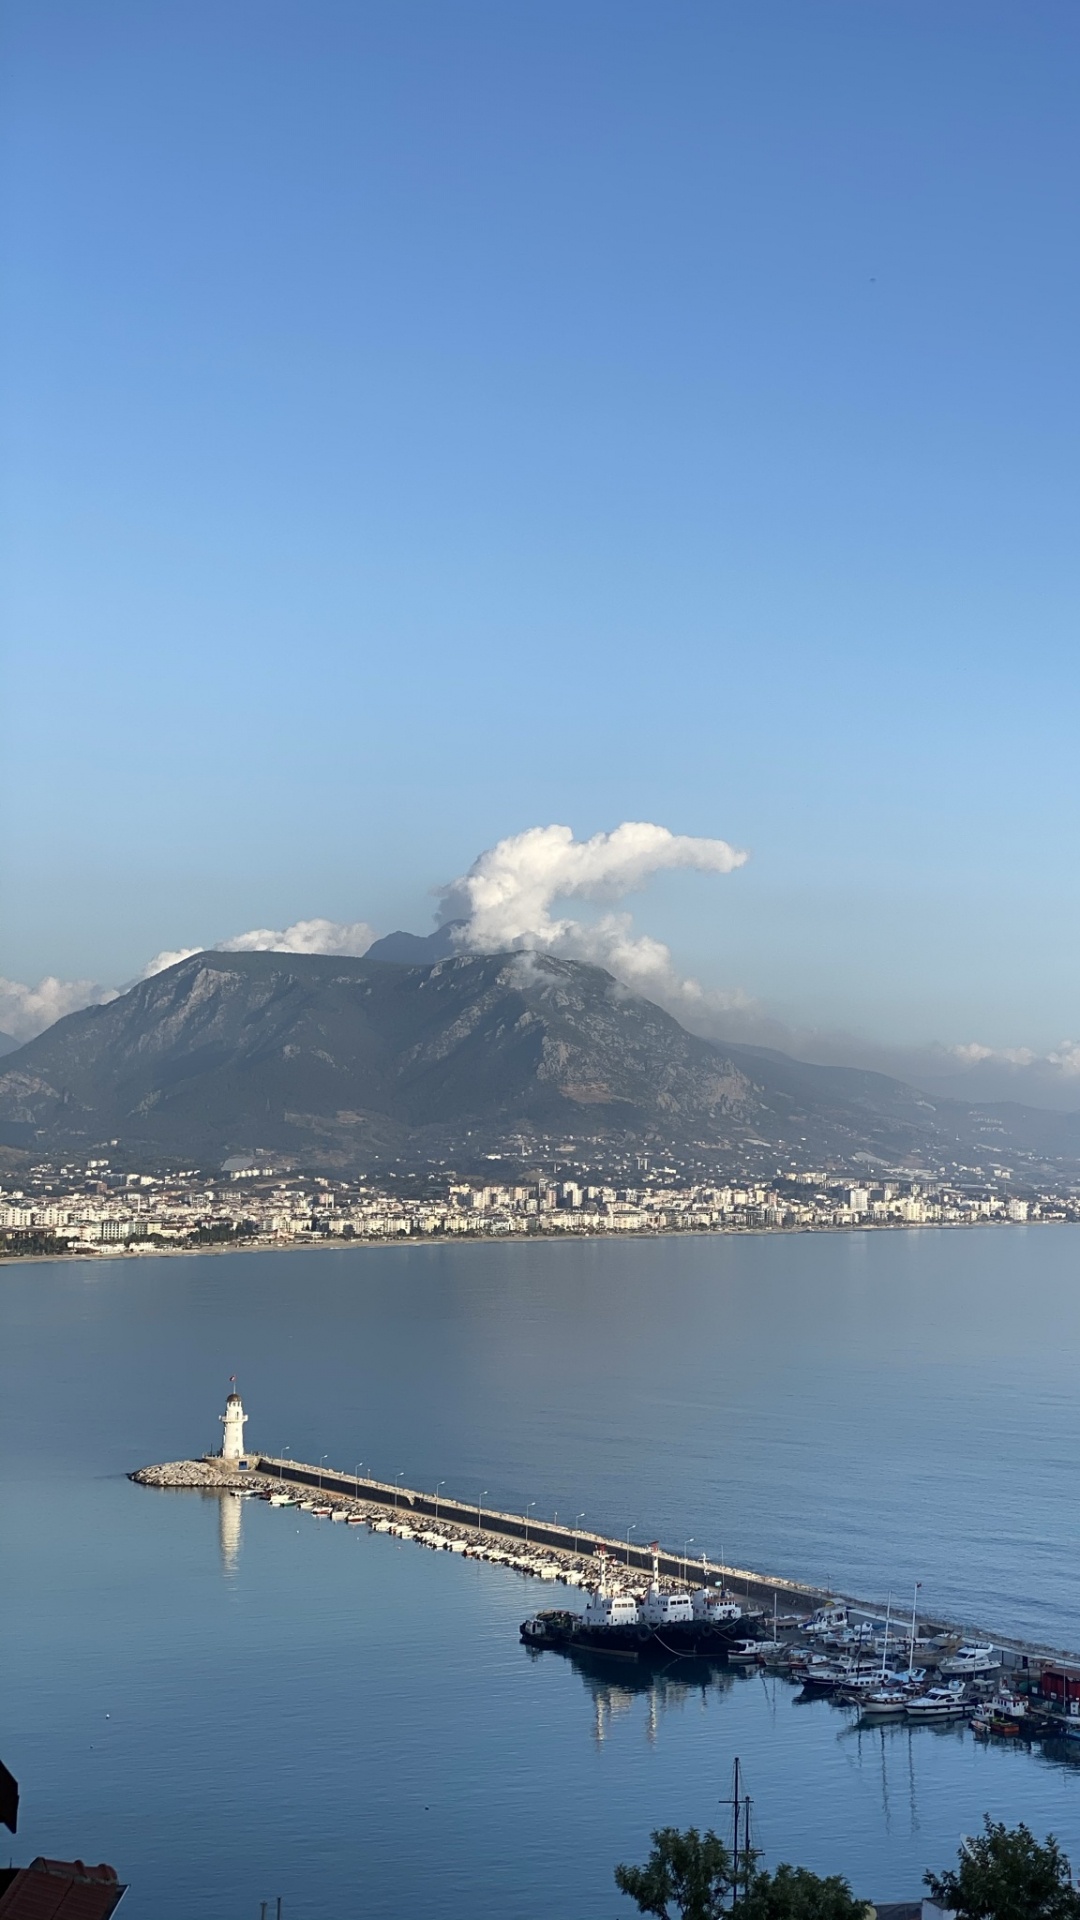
[[0, 947, 1077, 1177], [364, 923, 464, 964]]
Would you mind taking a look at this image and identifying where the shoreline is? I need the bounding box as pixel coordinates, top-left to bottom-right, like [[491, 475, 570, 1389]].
[[3, 1212, 1073, 1269]]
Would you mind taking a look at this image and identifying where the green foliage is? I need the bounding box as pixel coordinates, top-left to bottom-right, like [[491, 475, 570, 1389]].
[[615, 1827, 734, 1920], [925, 1817, 1080, 1920], [0, 1229, 72, 1257], [740, 1862, 865, 1920]]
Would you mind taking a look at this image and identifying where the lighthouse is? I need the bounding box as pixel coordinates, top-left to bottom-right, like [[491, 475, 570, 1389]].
[[220, 1382, 248, 1462]]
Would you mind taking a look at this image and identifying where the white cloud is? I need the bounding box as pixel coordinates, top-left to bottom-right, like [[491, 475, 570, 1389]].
[[3, 918, 379, 1043], [0, 974, 119, 1043], [141, 917, 377, 979], [947, 1039, 1080, 1080], [438, 821, 751, 1029]]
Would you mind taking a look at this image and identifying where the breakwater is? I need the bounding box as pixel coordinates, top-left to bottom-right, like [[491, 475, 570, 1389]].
[[130, 1451, 1080, 1675], [132, 1451, 827, 1605]]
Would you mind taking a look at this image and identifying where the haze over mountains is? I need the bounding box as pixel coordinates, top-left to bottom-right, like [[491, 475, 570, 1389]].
[[0, 945, 1077, 1182]]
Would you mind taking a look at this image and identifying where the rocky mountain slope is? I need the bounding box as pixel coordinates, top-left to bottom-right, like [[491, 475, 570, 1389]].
[[0, 948, 1076, 1177]]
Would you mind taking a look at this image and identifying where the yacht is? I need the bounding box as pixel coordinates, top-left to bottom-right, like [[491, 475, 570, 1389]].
[[905, 1683, 971, 1721], [939, 1643, 1000, 1677]]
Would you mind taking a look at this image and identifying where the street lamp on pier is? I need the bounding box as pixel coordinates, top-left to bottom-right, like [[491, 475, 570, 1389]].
[[435, 1479, 446, 1523], [395, 1470, 404, 1512], [682, 1537, 695, 1584], [574, 1512, 585, 1555], [318, 1452, 328, 1490], [525, 1500, 536, 1544], [354, 1461, 364, 1495], [626, 1523, 637, 1567], [478, 1490, 488, 1537]]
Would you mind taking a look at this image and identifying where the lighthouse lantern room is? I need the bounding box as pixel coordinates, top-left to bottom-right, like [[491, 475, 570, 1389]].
[[220, 1380, 249, 1462]]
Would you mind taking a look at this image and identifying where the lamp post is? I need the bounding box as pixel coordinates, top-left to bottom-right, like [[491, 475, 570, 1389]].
[[395, 1470, 404, 1512], [354, 1461, 364, 1495], [280, 1446, 291, 1482], [682, 1537, 695, 1584], [435, 1479, 446, 1523], [525, 1500, 536, 1544], [574, 1512, 585, 1555], [478, 1489, 488, 1537], [626, 1523, 637, 1567], [319, 1452, 328, 1491]]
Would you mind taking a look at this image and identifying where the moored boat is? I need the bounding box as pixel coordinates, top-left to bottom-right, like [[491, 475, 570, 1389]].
[[905, 1683, 971, 1721], [520, 1547, 763, 1661], [971, 1689, 1028, 1738], [939, 1642, 1000, 1678]]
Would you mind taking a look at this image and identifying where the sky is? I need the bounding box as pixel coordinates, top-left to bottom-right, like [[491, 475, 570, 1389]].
[[2, 3, 1079, 1089]]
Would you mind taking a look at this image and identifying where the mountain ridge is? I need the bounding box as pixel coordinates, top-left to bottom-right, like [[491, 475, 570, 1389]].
[[0, 947, 1076, 1177]]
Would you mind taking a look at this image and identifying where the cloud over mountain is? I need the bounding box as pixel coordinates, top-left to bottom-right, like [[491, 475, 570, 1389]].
[[438, 821, 751, 1029]]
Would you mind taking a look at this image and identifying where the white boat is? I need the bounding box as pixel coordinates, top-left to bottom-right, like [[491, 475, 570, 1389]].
[[860, 1689, 911, 1719], [905, 1683, 971, 1721], [939, 1643, 1000, 1677], [803, 1604, 849, 1639], [727, 1639, 766, 1663]]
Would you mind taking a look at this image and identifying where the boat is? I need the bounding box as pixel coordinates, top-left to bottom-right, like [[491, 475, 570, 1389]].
[[800, 1654, 879, 1694], [520, 1548, 763, 1661], [905, 1683, 971, 1721], [728, 1639, 766, 1663], [939, 1643, 1000, 1677], [859, 1688, 912, 1719], [802, 1604, 849, 1639], [971, 1689, 1028, 1738]]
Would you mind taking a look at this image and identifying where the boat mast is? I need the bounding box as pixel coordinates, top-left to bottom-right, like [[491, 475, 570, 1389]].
[[880, 1595, 891, 1680], [908, 1581, 921, 1678]]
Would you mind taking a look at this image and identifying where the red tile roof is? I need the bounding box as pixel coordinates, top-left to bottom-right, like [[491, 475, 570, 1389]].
[[0, 1858, 126, 1920]]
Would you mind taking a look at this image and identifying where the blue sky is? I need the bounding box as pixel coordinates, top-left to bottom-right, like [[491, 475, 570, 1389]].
[[2, 1, 1078, 1055]]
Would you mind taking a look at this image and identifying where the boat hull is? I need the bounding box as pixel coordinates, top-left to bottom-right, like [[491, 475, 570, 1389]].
[[521, 1611, 761, 1661]]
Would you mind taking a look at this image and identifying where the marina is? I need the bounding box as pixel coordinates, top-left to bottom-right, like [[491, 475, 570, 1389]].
[[132, 1395, 1080, 1751]]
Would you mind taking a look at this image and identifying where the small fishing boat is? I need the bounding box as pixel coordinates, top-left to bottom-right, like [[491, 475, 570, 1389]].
[[971, 1689, 1028, 1738]]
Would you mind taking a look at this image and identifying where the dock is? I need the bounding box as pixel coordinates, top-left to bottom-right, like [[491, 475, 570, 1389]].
[[130, 1450, 1080, 1673]]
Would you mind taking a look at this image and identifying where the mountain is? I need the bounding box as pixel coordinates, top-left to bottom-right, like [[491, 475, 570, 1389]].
[[0, 948, 1077, 1178], [364, 923, 463, 964], [0, 1030, 19, 1058]]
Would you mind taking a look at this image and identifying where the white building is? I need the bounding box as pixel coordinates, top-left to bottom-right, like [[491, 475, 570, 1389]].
[[220, 1387, 249, 1461]]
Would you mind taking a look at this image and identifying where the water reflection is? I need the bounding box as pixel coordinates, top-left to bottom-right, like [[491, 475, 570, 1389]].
[[527, 1644, 738, 1747], [218, 1489, 243, 1575]]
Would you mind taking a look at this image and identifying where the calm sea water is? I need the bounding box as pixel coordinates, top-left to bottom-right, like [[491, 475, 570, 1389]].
[[4, 1226, 1080, 1919]]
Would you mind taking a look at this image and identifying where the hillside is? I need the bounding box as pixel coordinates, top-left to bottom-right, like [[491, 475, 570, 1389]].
[[0, 948, 1077, 1177]]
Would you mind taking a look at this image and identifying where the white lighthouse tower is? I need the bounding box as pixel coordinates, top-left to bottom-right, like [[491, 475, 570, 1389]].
[[220, 1381, 248, 1462]]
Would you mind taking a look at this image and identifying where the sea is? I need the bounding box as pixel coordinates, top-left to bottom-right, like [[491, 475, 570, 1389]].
[[4, 1225, 1080, 1919]]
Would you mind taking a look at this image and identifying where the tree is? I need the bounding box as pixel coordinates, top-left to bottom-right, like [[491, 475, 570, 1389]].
[[925, 1817, 1080, 1920], [615, 1826, 734, 1920], [740, 1862, 866, 1920]]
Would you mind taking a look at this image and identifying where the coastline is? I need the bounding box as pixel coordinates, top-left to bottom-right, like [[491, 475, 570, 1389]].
[[2, 1212, 1071, 1269]]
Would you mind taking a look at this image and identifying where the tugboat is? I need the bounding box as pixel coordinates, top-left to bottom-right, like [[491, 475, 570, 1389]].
[[520, 1547, 763, 1661]]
